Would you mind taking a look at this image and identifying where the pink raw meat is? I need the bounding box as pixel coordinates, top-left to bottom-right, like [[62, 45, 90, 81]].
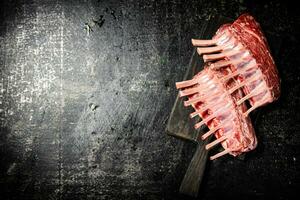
[[176, 14, 280, 159]]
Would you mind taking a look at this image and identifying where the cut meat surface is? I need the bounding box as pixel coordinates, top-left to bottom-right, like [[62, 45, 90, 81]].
[[176, 13, 280, 159]]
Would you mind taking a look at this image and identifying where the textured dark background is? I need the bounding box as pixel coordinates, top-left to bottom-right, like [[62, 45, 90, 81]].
[[0, 0, 299, 199]]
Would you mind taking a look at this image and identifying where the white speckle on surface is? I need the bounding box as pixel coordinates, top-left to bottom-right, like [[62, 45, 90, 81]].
[[7, 163, 17, 175], [129, 73, 159, 92]]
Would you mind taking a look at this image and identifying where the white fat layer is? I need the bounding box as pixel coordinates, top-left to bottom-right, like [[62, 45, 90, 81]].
[[216, 34, 231, 45]]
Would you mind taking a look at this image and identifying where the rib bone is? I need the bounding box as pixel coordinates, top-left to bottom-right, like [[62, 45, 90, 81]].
[[203, 49, 240, 62], [191, 38, 217, 46], [205, 135, 227, 150], [197, 46, 222, 55], [210, 149, 231, 160]]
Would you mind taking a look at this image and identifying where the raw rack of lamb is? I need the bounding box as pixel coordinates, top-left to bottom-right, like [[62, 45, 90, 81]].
[[176, 13, 280, 160]]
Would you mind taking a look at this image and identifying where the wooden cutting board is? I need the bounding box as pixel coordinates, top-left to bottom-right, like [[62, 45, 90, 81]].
[[165, 15, 282, 197]]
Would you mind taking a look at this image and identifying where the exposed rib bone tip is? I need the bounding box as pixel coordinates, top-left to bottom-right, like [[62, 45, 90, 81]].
[[210, 149, 230, 160], [197, 46, 222, 55], [175, 82, 181, 89], [189, 111, 198, 118], [185, 96, 202, 107], [243, 103, 258, 117], [201, 125, 222, 140], [203, 52, 227, 62], [179, 91, 184, 97], [194, 124, 200, 130], [183, 100, 194, 107], [175, 79, 197, 89], [191, 38, 197, 46], [195, 120, 205, 130], [179, 88, 196, 97], [203, 55, 209, 62], [194, 120, 205, 129], [197, 48, 203, 55], [191, 39, 217, 47], [205, 136, 227, 150]]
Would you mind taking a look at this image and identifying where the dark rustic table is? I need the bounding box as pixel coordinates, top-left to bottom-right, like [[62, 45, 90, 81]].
[[0, 0, 299, 199]]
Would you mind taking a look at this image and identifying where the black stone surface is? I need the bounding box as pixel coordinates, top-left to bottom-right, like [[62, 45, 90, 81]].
[[0, 0, 299, 199]]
